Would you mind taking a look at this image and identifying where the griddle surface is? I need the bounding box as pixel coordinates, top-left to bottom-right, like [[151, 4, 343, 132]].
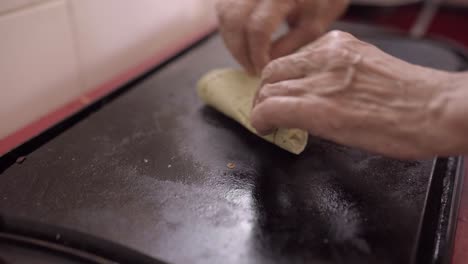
[[0, 25, 464, 264]]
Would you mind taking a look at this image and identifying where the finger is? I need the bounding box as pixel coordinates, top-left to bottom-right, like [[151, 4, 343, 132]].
[[255, 79, 308, 106], [261, 46, 340, 85], [265, 31, 357, 86], [254, 50, 326, 107], [271, 26, 321, 60], [260, 43, 361, 92], [252, 96, 345, 140], [300, 30, 358, 54], [261, 52, 311, 85], [255, 68, 352, 108], [253, 53, 310, 107], [252, 96, 333, 136], [251, 95, 337, 135], [246, 0, 295, 75], [217, 0, 258, 74], [272, 0, 346, 58], [251, 97, 308, 135], [219, 30, 254, 74]]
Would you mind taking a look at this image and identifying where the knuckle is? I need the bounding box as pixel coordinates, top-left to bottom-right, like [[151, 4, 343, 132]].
[[324, 31, 358, 49], [259, 83, 277, 98], [334, 47, 351, 60], [262, 60, 280, 79], [319, 46, 356, 65], [327, 30, 355, 41]]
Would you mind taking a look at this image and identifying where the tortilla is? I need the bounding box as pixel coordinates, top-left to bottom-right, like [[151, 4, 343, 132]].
[[197, 68, 308, 154]]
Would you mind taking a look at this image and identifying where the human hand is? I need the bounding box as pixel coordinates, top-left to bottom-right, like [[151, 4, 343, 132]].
[[251, 30, 458, 159], [216, 0, 349, 75]]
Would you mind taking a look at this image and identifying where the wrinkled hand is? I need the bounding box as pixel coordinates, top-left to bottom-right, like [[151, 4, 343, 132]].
[[216, 0, 349, 75], [251, 30, 456, 159]]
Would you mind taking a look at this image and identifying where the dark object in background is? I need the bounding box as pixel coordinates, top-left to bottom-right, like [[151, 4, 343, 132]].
[[0, 23, 466, 264], [345, 2, 468, 47]]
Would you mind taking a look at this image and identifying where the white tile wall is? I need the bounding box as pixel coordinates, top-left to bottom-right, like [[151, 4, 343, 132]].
[[0, 0, 49, 14], [0, 0, 81, 139], [0, 0, 217, 146], [69, 0, 217, 91]]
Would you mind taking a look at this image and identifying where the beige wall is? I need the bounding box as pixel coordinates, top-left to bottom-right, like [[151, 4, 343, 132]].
[[0, 0, 216, 140]]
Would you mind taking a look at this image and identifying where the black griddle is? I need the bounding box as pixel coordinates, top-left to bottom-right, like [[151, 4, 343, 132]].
[[0, 23, 466, 264]]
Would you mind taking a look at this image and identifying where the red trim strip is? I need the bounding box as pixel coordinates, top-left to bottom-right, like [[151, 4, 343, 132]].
[[0, 24, 216, 157], [452, 158, 468, 264]]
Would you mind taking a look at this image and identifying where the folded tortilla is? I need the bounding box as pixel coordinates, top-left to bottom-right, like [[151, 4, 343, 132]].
[[197, 68, 308, 155]]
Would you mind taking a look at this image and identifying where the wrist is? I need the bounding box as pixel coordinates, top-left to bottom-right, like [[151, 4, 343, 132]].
[[431, 71, 468, 155]]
